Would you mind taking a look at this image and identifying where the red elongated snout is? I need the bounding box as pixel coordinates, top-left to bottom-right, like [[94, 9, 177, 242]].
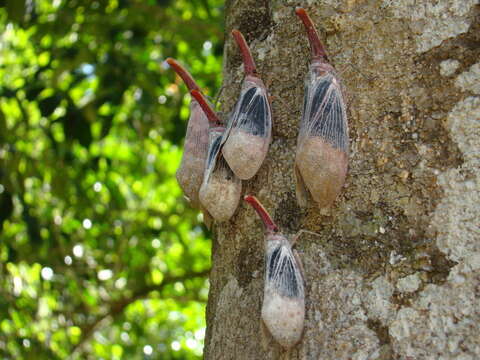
[[244, 195, 279, 233], [190, 90, 223, 127], [166, 58, 200, 91], [295, 7, 328, 61], [232, 30, 257, 76]]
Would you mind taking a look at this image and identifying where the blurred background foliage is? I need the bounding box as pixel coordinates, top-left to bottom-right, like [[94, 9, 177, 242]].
[[0, 0, 224, 358]]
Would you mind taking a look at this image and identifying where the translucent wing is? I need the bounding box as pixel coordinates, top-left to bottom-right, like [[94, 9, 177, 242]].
[[203, 128, 224, 185], [266, 244, 304, 299], [300, 71, 348, 153], [228, 84, 271, 137]]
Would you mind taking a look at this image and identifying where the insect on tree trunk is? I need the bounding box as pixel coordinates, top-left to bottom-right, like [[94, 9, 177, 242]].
[[204, 1, 480, 359]]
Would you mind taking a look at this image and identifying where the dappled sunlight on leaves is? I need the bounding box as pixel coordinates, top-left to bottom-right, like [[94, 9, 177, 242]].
[[0, 0, 223, 358]]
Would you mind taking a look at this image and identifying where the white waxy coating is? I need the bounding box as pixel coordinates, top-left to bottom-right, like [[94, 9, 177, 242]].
[[222, 129, 267, 180], [262, 286, 305, 349], [198, 160, 241, 222]]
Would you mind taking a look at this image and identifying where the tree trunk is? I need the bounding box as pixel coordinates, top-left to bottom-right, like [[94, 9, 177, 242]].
[[204, 1, 480, 358]]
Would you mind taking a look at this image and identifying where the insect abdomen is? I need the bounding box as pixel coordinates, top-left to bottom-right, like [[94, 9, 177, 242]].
[[199, 157, 242, 222], [295, 135, 348, 208]]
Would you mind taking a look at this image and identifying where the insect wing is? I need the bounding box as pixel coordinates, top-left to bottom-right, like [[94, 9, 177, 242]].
[[266, 243, 304, 299], [183, 101, 210, 154], [236, 85, 270, 137], [299, 69, 348, 153], [227, 81, 271, 139], [175, 101, 210, 207], [203, 127, 224, 183]]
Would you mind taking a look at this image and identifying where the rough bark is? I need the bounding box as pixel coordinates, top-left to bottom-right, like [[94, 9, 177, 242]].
[[204, 1, 480, 359]]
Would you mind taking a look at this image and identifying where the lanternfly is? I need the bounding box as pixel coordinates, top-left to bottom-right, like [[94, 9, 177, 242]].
[[244, 195, 305, 349], [166, 58, 210, 208], [191, 90, 242, 222], [221, 30, 272, 180], [294, 7, 349, 208]]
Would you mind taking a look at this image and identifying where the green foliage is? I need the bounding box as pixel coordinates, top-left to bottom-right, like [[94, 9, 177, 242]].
[[0, 0, 223, 358]]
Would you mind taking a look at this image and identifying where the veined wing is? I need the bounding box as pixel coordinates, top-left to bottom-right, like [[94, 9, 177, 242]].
[[230, 86, 271, 137], [302, 73, 348, 152], [266, 245, 304, 298]]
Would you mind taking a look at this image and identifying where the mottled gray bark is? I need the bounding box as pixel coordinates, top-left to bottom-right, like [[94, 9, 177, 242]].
[[204, 1, 480, 359]]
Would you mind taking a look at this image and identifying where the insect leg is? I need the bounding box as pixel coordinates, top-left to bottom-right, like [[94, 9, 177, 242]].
[[200, 205, 213, 230], [213, 85, 226, 108], [292, 249, 305, 280], [291, 229, 322, 246], [294, 164, 310, 209]]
